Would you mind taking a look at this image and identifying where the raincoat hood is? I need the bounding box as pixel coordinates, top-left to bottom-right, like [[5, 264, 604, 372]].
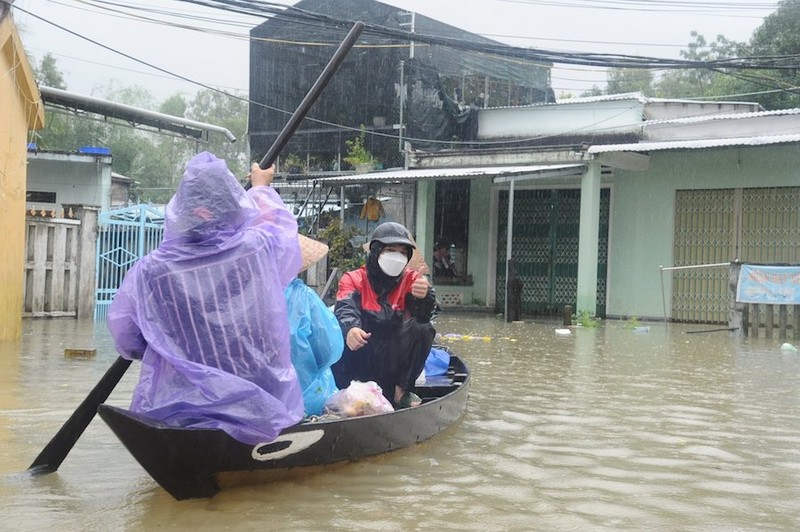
[[164, 152, 257, 243]]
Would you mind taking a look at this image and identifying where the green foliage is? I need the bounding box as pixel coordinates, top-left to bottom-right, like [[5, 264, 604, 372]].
[[651, 1, 800, 111], [317, 219, 366, 275], [626, 315, 640, 329], [28, 55, 250, 204], [159, 94, 189, 117], [744, 0, 800, 109], [580, 86, 605, 98], [34, 53, 66, 89], [343, 125, 375, 167], [653, 32, 744, 100], [187, 89, 249, 177], [573, 309, 599, 328], [607, 68, 654, 96], [281, 153, 305, 174]]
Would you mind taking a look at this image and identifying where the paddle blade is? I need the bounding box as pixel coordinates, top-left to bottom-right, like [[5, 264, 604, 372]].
[[28, 356, 132, 473]]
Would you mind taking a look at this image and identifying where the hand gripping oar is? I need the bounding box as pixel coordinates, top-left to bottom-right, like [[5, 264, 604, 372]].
[[28, 356, 132, 473], [245, 21, 365, 189]]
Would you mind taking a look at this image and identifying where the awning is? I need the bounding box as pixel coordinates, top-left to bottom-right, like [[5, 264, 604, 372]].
[[587, 134, 800, 154], [491, 164, 586, 183], [313, 164, 586, 186]]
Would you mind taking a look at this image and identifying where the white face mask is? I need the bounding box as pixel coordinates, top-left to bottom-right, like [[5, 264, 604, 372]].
[[378, 251, 408, 277]]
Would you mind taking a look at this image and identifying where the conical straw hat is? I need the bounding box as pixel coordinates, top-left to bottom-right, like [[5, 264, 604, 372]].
[[299, 234, 329, 272]]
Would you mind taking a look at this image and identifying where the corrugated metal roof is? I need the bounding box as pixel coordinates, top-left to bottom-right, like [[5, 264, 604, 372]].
[[486, 92, 646, 111], [643, 107, 800, 126], [313, 164, 585, 186], [492, 91, 759, 110], [588, 134, 800, 154]]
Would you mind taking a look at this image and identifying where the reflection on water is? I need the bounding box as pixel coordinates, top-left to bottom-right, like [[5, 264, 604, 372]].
[[2, 315, 800, 531]]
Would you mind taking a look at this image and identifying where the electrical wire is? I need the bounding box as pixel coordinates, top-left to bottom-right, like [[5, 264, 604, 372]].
[[174, 0, 799, 70], [14, 0, 798, 149]]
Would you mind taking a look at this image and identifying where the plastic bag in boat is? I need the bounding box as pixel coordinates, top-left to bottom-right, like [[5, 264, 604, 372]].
[[425, 348, 450, 376], [285, 278, 344, 416], [324, 380, 394, 417]]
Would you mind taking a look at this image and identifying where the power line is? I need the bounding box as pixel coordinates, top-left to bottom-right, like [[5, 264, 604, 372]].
[[497, 0, 777, 15], [174, 0, 799, 70], [15, 1, 798, 148]]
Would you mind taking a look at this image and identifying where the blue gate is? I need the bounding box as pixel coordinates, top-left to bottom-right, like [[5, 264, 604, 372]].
[[94, 204, 165, 320]]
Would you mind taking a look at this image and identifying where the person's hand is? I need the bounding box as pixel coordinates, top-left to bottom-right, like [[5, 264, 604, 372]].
[[410, 275, 430, 299], [248, 163, 275, 188], [346, 327, 371, 351]]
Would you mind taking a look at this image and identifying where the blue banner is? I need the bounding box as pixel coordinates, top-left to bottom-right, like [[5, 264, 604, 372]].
[[737, 265, 800, 304]]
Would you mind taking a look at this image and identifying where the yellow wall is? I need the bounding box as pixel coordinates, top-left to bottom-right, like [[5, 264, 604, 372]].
[[0, 16, 44, 341]]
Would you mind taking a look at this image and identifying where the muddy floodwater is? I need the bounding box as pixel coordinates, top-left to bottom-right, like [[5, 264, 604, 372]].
[[2, 313, 800, 531]]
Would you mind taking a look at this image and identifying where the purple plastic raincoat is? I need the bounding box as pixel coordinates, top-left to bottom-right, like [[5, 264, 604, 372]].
[[108, 152, 304, 445]]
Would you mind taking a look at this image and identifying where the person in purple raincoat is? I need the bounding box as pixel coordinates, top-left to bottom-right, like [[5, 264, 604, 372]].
[[107, 152, 304, 445]]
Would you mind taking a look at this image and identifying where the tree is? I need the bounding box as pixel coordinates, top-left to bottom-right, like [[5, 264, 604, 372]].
[[34, 53, 66, 89], [654, 32, 745, 99], [606, 67, 653, 96], [187, 89, 249, 178], [130, 93, 195, 204], [30, 55, 250, 203], [744, 0, 800, 109], [160, 93, 188, 117], [653, 0, 800, 110], [579, 86, 604, 98], [31, 54, 75, 150]]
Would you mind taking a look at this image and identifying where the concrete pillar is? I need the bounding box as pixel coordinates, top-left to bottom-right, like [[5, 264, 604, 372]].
[[576, 162, 601, 314], [414, 179, 436, 273]]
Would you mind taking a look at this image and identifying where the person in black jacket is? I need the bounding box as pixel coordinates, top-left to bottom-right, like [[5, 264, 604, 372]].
[[332, 222, 436, 408]]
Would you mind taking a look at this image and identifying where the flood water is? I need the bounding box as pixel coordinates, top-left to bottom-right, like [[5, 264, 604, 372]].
[[2, 313, 800, 531]]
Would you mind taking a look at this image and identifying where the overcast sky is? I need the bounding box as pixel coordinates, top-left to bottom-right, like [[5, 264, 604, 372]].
[[13, 0, 779, 102]]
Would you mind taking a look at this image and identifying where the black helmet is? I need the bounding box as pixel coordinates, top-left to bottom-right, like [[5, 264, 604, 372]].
[[369, 222, 415, 249]]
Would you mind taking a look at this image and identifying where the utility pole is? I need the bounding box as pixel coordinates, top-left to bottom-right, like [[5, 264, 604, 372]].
[[397, 11, 416, 152], [398, 11, 415, 59], [398, 60, 405, 152]]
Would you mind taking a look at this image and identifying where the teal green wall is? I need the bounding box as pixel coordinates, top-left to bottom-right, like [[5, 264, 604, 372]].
[[608, 144, 800, 320], [466, 177, 493, 305], [420, 144, 800, 317]]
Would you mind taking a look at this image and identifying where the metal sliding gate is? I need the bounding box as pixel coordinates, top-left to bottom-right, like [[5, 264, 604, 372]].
[[94, 204, 165, 320], [672, 186, 800, 323], [496, 188, 609, 317]]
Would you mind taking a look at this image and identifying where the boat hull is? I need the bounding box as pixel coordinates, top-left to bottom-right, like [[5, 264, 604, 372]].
[[98, 355, 469, 500]]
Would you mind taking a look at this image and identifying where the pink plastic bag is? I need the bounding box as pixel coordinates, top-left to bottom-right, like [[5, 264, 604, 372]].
[[324, 380, 394, 417]]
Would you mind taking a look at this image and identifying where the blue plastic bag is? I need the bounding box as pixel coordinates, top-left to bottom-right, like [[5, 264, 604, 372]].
[[424, 348, 450, 376], [285, 278, 344, 416]]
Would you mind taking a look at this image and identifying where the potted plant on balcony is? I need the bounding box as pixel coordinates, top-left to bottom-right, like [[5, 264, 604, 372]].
[[344, 125, 376, 173], [280, 153, 304, 174]]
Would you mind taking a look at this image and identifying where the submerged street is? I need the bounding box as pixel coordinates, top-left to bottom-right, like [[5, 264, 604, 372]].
[[2, 313, 800, 531]]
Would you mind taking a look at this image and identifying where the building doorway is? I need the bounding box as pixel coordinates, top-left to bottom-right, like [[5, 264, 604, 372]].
[[495, 188, 609, 317]]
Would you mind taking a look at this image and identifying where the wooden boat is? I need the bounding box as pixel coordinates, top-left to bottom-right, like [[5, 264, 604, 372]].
[[98, 353, 469, 500]]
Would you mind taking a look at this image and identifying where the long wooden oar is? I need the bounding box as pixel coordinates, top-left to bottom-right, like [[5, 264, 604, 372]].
[[245, 20, 365, 189], [28, 356, 132, 473], [28, 21, 365, 474]]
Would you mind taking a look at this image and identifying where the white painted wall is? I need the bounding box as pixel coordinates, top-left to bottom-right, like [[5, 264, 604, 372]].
[[26, 151, 113, 212]]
